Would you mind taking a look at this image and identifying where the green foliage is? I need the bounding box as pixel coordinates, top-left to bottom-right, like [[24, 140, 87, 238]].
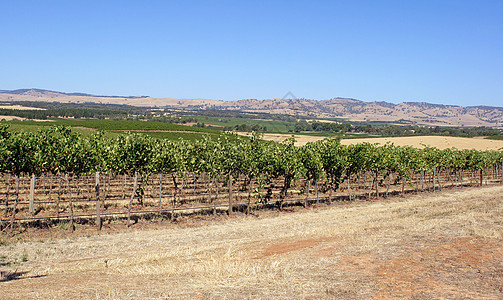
[[0, 123, 11, 171], [0, 107, 128, 119], [3, 131, 39, 175], [5, 119, 217, 133], [108, 133, 155, 175], [1, 126, 501, 198], [300, 142, 323, 181], [485, 135, 503, 140]]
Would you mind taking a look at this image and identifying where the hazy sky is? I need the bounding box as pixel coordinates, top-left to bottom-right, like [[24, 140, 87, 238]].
[[1, 0, 502, 106]]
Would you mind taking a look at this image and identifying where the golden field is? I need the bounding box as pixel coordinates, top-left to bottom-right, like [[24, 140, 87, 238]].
[[1, 186, 502, 299], [252, 133, 503, 150]]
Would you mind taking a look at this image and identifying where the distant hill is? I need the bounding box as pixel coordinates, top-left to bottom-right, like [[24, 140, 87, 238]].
[[1, 88, 502, 128], [217, 98, 503, 128], [0, 88, 148, 99]]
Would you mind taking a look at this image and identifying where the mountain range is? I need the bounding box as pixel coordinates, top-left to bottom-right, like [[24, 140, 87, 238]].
[[1, 88, 502, 128]]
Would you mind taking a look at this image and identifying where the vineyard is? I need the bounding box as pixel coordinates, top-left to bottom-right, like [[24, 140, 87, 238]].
[[1, 123, 503, 231]]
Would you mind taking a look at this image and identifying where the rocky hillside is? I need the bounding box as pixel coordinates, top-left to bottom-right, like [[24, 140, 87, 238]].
[[1, 89, 502, 128], [211, 98, 503, 128]]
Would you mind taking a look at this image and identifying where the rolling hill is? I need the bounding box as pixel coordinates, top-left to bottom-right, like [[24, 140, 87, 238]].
[[1, 88, 502, 128]]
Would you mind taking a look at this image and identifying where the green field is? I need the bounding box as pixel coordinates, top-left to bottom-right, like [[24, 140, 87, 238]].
[[486, 135, 503, 140], [2, 119, 221, 140], [10, 119, 216, 132], [111, 130, 220, 141], [190, 115, 296, 132]]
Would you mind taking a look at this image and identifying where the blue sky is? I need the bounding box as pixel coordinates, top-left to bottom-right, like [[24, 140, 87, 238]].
[[1, 0, 502, 106]]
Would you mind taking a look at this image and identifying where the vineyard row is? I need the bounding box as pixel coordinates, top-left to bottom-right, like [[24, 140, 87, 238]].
[[2, 166, 503, 230], [1, 125, 502, 231]]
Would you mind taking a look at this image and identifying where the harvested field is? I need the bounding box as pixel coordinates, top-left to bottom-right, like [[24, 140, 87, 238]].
[[341, 135, 503, 151], [0, 105, 45, 111], [254, 133, 503, 149], [242, 132, 326, 145], [0, 115, 53, 122], [0, 116, 25, 121], [1, 185, 503, 299]]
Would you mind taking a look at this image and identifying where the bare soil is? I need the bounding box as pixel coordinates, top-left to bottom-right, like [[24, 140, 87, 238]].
[[1, 186, 503, 299]]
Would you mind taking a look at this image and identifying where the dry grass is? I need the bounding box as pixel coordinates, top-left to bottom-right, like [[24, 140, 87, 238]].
[[0, 115, 25, 121], [240, 132, 328, 145], [253, 133, 503, 149], [341, 135, 503, 150], [0, 105, 46, 110], [1, 186, 503, 299], [0, 94, 221, 108], [0, 116, 53, 122]]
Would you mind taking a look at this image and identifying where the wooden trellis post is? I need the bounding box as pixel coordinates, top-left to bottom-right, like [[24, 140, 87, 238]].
[[128, 172, 138, 226], [8, 175, 20, 233], [228, 173, 233, 216], [159, 173, 163, 208], [29, 174, 35, 215], [95, 172, 102, 231], [347, 176, 351, 201]]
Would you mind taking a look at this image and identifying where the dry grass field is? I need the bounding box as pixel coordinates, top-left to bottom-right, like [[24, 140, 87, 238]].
[[0, 105, 49, 121], [245, 133, 327, 145], [254, 133, 503, 150], [0, 93, 221, 108], [0, 105, 46, 111], [1, 185, 502, 299], [341, 135, 503, 150], [0, 116, 25, 121]]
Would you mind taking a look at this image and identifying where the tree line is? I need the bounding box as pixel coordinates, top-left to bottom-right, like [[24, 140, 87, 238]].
[[293, 121, 502, 137], [0, 108, 128, 120]]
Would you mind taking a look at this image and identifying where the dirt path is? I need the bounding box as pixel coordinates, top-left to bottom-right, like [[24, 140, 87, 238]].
[[1, 186, 503, 299]]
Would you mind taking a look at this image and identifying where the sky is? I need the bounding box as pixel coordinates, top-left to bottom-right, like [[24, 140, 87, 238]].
[[1, 0, 502, 107]]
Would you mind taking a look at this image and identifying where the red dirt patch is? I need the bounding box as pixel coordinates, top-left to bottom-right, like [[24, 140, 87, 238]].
[[373, 237, 503, 299], [330, 236, 503, 299], [316, 246, 339, 257], [255, 237, 330, 258]]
